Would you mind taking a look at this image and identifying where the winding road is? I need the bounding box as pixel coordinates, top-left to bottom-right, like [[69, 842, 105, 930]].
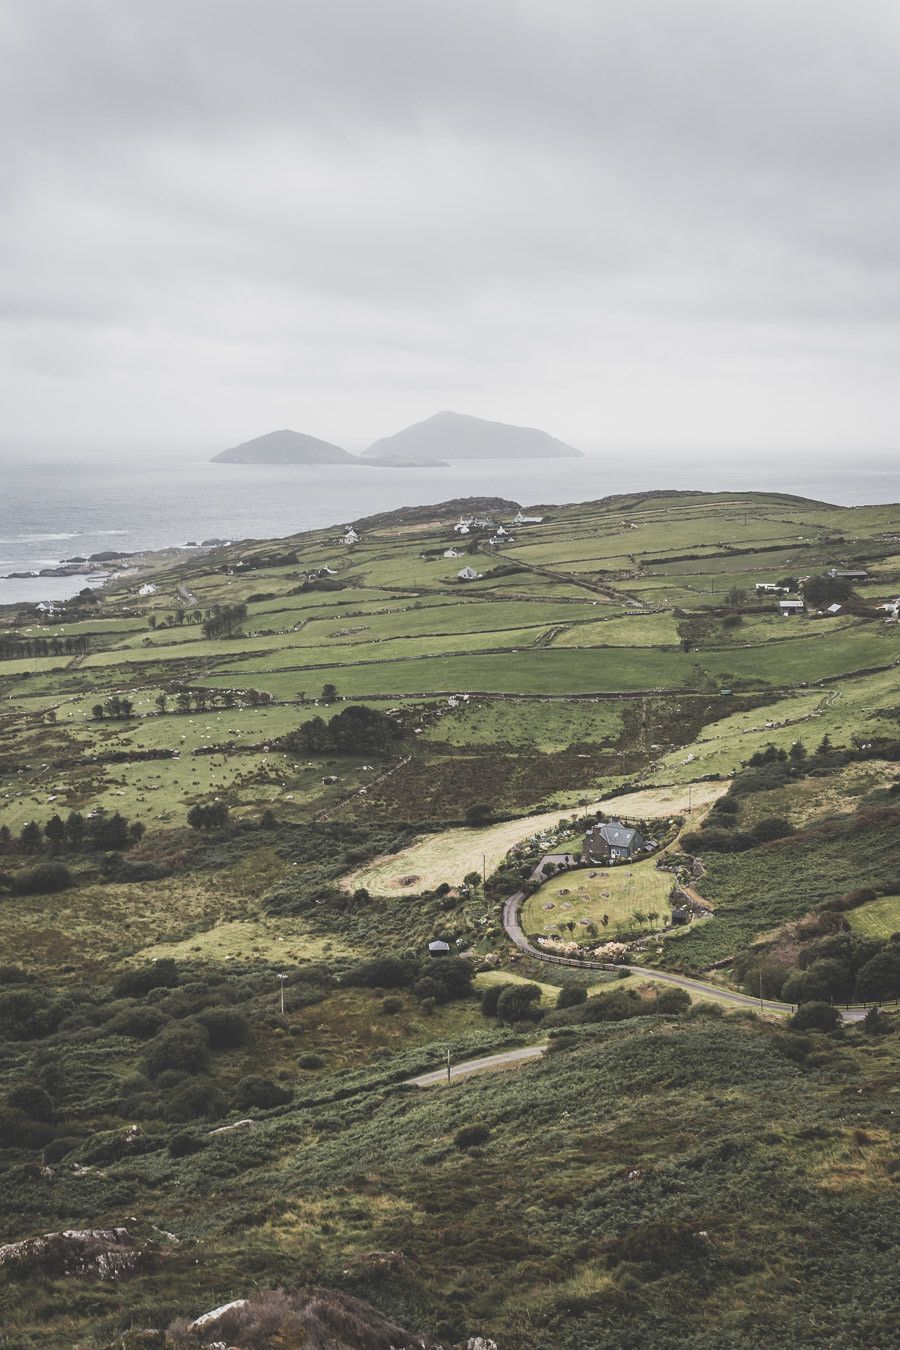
[[501, 856, 868, 1022]]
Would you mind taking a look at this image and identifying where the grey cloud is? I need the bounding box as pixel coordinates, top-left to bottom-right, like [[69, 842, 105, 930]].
[[1, 1, 899, 454]]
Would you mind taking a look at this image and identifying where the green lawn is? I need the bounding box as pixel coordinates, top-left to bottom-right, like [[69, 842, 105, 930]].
[[521, 862, 674, 939]]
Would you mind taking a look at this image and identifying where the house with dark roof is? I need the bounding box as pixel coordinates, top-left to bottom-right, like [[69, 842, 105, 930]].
[[582, 819, 648, 863]]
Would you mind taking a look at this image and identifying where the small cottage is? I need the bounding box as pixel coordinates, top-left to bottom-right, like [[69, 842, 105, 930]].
[[582, 819, 648, 863], [428, 940, 450, 958], [457, 566, 482, 581]]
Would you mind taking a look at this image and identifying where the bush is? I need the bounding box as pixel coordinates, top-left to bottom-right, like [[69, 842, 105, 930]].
[[297, 1053, 325, 1070], [163, 1079, 227, 1123], [412, 975, 443, 1004], [380, 996, 403, 1015], [781, 969, 831, 1005], [346, 956, 417, 990], [197, 1007, 249, 1050], [11, 862, 72, 895], [235, 1075, 292, 1109], [556, 983, 587, 1008], [110, 1006, 167, 1040], [168, 1130, 207, 1158], [0, 1107, 54, 1150], [855, 950, 900, 1002], [656, 986, 691, 1015], [775, 1032, 813, 1063], [6, 1083, 55, 1122], [788, 1001, 841, 1033], [863, 1006, 890, 1036], [750, 818, 795, 843], [496, 982, 543, 1023], [455, 1122, 491, 1149], [145, 1021, 210, 1079], [114, 959, 180, 999]]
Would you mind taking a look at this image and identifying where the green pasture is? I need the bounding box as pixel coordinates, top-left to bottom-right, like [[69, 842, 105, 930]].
[[847, 895, 900, 939], [423, 696, 625, 748], [204, 644, 692, 698], [550, 612, 680, 647], [521, 862, 674, 939]]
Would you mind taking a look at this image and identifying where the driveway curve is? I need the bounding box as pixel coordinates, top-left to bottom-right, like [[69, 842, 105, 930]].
[[502, 861, 867, 1023]]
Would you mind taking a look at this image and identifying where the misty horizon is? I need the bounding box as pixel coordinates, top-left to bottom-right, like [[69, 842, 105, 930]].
[[3, 2, 900, 462]]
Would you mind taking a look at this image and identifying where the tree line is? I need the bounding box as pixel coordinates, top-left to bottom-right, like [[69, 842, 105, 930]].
[[0, 809, 145, 856], [0, 635, 88, 661]]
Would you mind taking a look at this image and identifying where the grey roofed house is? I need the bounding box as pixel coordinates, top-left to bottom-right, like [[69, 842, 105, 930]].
[[582, 819, 647, 863], [428, 940, 450, 957]]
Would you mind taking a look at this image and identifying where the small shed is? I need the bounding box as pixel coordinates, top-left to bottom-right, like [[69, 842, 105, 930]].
[[428, 940, 450, 958], [779, 599, 804, 615]]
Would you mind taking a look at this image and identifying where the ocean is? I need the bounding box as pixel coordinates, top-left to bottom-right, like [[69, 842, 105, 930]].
[[0, 451, 898, 607]]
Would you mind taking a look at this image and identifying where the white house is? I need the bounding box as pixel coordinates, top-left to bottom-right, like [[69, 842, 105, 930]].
[[443, 548, 461, 558], [779, 598, 804, 615], [877, 596, 900, 620], [457, 566, 482, 581], [341, 527, 359, 545], [138, 583, 157, 596], [512, 510, 544, 525], [755, 582, 788, 594]]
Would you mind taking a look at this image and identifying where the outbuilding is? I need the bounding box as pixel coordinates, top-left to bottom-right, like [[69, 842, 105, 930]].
[[428, 940, 450, 958]]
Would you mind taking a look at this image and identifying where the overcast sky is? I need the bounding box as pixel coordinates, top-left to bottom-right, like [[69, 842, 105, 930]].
[[2, 0, 899, 458]]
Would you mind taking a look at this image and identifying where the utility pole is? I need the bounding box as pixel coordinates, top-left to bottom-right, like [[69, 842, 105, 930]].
[[759, 970, 764, 1013], [278, 972, 288, 1017], [446, 1047, 451, 1086]]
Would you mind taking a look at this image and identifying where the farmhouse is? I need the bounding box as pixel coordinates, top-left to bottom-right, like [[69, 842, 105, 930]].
[[457, 566, 482, 581], [755, 582, 788, 594], [341, 527, 359, 545], [582, 819, 648, 863], [512, 510, 544, 525], [443, 548, 461, 558]]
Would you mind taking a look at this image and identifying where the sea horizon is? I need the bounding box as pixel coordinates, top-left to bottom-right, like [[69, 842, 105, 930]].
[[1, 449, 898, 607]]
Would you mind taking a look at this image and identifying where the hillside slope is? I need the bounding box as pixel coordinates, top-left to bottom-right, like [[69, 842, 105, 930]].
[[212, 428, 356, 465], [364, 410, 583, 461]]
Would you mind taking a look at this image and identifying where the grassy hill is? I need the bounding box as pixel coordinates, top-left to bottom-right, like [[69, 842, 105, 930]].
[[0, 490, 897, 1347]]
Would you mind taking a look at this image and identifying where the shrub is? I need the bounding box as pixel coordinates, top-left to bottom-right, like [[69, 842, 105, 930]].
[[145, 1020, 210, 1079], [235, 1075, 292, 1109], [198, 1007, 249, 1050], [110, 1006, 167, 1040], [496, 982, 543, 1022], [863, 1006, 890, 1036], [114, 959, 180, 999], [750, 817, 795, 843], [686, 1000, 724, 1019], [455, 1122, 491, 1149], [855, 950, 900, 1002], [168, 1130, 207, 1158], [346, 956, 417, 990], [0, 1107, 54, 1150], [656, 987, 691, 1015], [380, 996, 403, 1015], [556, 983, 587, 1008], [781, 969, 831, 1005], [164, 1079, 227, 1123], [412, 976, 443, 1004], [775, 1032, 813, 1063], [789, 1002, 841, 1033], [11, 862, 72, 895], [297, 1053, 324, 1070], [6, 1083, 55, 1122]]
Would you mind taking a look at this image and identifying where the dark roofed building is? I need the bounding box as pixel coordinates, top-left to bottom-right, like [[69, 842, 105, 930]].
[[582, 819, 648, 863]]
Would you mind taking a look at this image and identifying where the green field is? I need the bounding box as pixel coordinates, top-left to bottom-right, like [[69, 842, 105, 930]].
[[521, 861, 674, 939]]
